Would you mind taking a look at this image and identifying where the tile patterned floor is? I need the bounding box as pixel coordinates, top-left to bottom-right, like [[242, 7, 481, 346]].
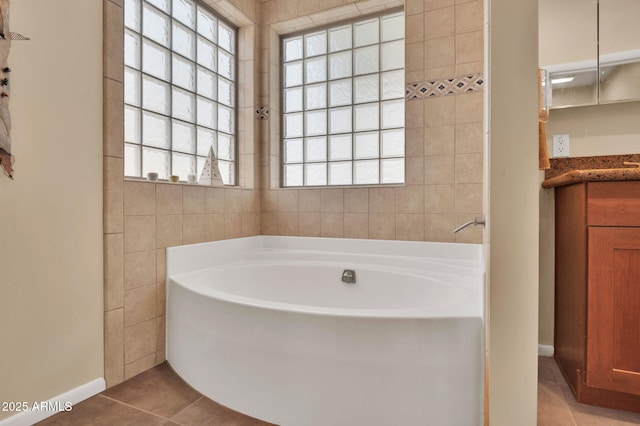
[[34, 357, 640, 425], [538, 356, 640, 425], [36, 363, 272, 426]]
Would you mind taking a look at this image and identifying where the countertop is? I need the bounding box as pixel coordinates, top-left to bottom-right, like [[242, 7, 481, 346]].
[[541, 154, 640, 189]]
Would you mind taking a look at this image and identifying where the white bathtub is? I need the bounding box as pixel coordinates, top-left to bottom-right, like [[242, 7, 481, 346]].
[[166, 236, 485, 426]]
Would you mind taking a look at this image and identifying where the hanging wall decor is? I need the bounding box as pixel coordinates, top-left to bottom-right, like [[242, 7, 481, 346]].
[[0, 0, 30, 180]]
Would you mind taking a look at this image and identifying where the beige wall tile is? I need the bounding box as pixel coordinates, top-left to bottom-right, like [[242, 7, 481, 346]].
[[108, 0, 124, 7], [455, 92, 483, 124], [425, 0, 454, 10], [278, 189, 299, 212], [242, 189, 259, 212], [124, 319, 157, 364], [425, 184, 455, 213], [406, 157, 425, 184], [278, 212, 299, 236], [406, 70, 425, 84], [321, 212, 344, 238], [405, 0, 424, 15], [424, 65, 455, 80], [425, 36, 455, 68], [406, 42, 425, 76], [156, 183, 183, 215], [104, 157, 124, 234], [124, 215, 156, 253], [104, 308, 124, 387], [183, 186, 205, 214], [424, 95, 455, 127], [262, 190, 278, 212], [369, 187, 396, 213], [298, 0, 322, 15], [456, 122, 483, 153], [104, 78, 124, 158], [156, 215, 183, 248], [424, 213, 455, 242], [369, 213, 396, 240], [396, 214, 425, 241], [456, 61, 483, 76], [455, 0, 483, 34], [455, 152, 484, 183], [343, 213, 369, 239], [397, 185, 424, 213], [455, 183, 483, 213], [156, 249, 166, 284], [183, 214, 207, 244], [124, 284, 156, 327], [425, 7, 454, 40], [241, 212, 261, 236], [405, 128, 425, 158], [261, 212, 279, 235], [124, 181, 156, 216], [299, 212, 321, 237], [425, 155, 454, 184], [406, 13, 424, 44], [277, 0, 298, 21], [124, 250, 156, 290], [124, 354, 156, 381], [104, 0, 124, 82], [205, 187, 226, 213], [155, 315, 166, 357], [320, 189, 344, 212], [299, 189, 321, 212], [406, 99, 424, 129], [224, 188, 243, 213], [455, 30, 483, 64], [343, 188, 368, 213], [224, 213, 243, 239], [205, 214, 225, 241], [425, 125, 455, 156], [157, 280, 166, 315], [104, 233, 124, 311]]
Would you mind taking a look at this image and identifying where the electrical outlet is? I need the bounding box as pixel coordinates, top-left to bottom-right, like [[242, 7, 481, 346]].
[[553, 134, 570, 158]]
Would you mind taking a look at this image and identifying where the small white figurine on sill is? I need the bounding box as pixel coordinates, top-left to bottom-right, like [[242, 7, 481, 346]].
[[198, 146, 224, 186]]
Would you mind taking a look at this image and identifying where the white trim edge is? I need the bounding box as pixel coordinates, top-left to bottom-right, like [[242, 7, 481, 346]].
[[538, 344, 554, 357], [0, 377, 105, 426]]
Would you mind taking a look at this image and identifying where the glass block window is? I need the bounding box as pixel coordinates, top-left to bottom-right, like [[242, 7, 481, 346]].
[[281, 12, 405, 187], [124, 0, 237, 184]]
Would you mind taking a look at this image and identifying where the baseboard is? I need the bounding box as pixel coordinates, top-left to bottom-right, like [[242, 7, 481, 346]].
[[0, 377, 105, 426], [538, 344, 554, 356]]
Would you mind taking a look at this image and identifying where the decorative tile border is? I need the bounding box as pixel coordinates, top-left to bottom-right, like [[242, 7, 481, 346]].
[[406, 73, 484, 100], [255, 106, 269, 119]]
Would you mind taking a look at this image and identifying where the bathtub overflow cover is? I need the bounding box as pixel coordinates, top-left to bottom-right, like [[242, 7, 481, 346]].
[[341, 269, 356, 284]]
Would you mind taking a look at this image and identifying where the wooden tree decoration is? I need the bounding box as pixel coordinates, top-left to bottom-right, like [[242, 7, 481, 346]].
[[0, 0, 30, 180], [198, 146, 224, 186]]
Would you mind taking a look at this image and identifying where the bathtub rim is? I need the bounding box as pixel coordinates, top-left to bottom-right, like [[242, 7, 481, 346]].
[[167, 235, 485, 277], [166, 236, 485, 320]]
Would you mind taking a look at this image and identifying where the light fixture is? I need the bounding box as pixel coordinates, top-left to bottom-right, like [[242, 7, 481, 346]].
[[551, 76, 575, 85]]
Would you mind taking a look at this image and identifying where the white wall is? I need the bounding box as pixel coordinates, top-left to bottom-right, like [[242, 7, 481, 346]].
[[0, 0, 103, 420], [488, 0, 540, 424]]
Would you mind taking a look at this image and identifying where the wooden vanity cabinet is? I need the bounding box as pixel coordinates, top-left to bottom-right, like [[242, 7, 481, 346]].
[[555, 181, 640, 413]]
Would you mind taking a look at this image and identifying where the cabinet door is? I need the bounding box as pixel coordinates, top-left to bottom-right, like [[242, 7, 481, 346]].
[[587, 227, 640, 395]]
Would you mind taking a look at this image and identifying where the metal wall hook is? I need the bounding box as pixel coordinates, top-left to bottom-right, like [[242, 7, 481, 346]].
[[454, 216, 486, 233]]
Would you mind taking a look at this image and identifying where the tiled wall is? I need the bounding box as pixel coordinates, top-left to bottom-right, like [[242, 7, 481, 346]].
[[259, 0, 485, 244], [104, 0, 485, 386], [103, 0, 261, 387]]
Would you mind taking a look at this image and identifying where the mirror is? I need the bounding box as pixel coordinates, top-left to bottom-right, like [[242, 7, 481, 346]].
[[598, 0, 640, 104], [539, 0, 640, 108]]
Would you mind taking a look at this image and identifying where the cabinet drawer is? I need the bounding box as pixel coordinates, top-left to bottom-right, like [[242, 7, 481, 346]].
[[587, 181, 640, 226]]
